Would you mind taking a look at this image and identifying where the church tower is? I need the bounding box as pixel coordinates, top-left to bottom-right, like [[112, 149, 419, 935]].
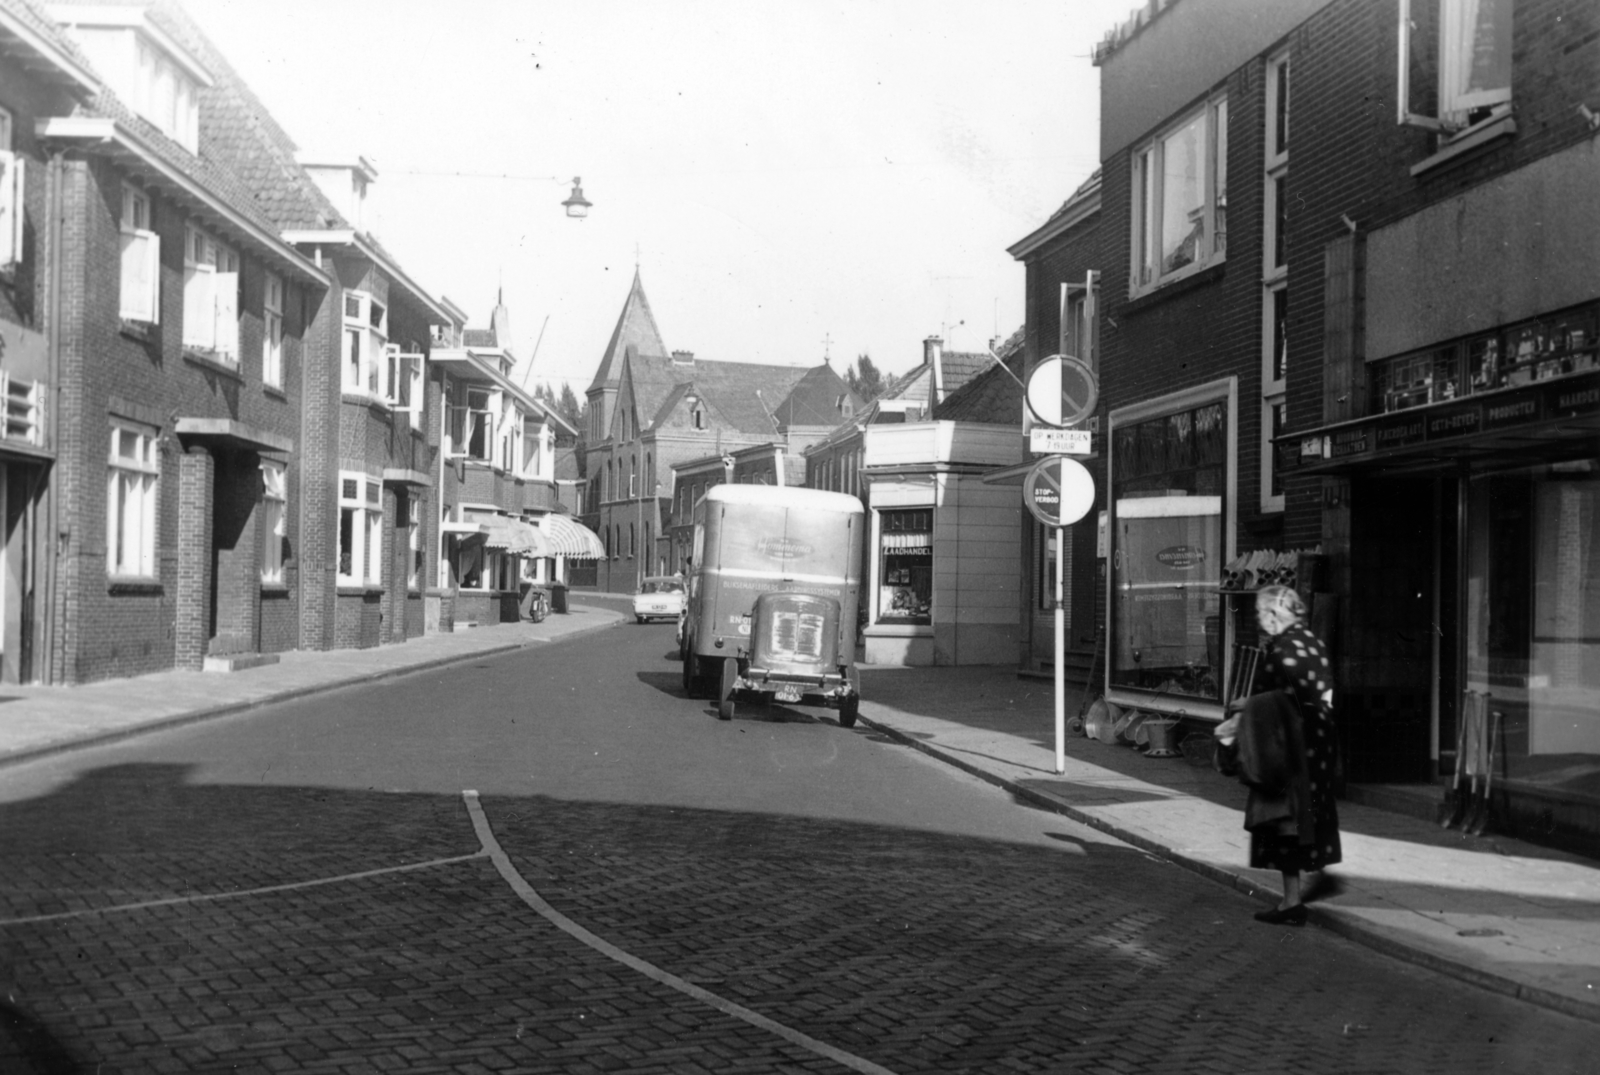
[[586, 269, 666, 443]]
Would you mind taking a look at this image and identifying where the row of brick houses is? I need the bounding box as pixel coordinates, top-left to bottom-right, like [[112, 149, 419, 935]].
[[1001, 0, 1600, 856], [0, 0, 592, 685]]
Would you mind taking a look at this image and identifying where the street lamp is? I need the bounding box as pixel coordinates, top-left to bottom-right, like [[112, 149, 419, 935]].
[[562, 177, 592, 219]]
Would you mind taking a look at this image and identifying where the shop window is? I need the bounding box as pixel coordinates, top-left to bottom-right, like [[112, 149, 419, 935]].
[[107, 421, 159, 578], [1109, 398, 1228, 704], [119, 185, 159, 323], [338, 472, 382, 586], [261, 460, 287, 584], [1130, 93, 1227, 294], [1371, 304, 1599, 414], [1466, 460, 1600, 795], [877, 508, 932, 625], [1398, 0, 1513, 135], [182, 225, 240, 361]]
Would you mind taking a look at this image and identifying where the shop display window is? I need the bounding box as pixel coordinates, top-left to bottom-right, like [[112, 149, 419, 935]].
[[1372, 302, 1599, 414], [1109, 400, 1227, 703], [877, 508, 932, 625], [1465, 460, 1600, 799]]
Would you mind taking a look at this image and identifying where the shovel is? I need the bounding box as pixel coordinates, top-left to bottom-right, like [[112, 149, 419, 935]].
[[1466, 707, 1502, 837], [1440, 691, 1475, 829]]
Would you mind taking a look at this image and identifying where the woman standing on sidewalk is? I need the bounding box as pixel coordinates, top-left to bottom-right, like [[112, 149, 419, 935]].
[[1221, 584, 1343, 925]]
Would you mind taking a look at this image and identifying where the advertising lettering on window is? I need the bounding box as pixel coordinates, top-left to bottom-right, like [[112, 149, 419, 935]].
[[877, 508, 932, 625]]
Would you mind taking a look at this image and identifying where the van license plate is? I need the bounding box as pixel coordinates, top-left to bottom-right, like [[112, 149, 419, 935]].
[[774, 685, 803, 703]]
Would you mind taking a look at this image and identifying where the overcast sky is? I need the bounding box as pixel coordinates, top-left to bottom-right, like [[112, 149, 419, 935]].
[[184, 0, 1134, 395]]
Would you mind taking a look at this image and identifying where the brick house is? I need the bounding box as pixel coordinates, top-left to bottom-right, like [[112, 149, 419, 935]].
[[31, 0, 329, 681], [582, 270, 860, 593], [1040, 0, 1600, 852], [0, 0, 100, 683], [428, 292, 587, 628]]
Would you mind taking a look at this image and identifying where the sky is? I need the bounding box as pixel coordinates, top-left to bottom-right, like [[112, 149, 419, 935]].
[[182, 0, 1135, 396]]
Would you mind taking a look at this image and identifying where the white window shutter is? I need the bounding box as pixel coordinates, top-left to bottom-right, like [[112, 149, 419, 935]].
[[1058, 282, 1071, 359], [1084, 269, 1099, 374], [120, 230, 160, 323], [183, 264, 214, 349], [0, 152, 20, 267], [213, 271, 239, 358], [382, 343, 401, 404]]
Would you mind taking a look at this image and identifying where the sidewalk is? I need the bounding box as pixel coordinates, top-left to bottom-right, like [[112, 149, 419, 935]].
[[2, 623, 1595, 1025], [0, 599, 628, 770], [855, 664, 1600, 1025]]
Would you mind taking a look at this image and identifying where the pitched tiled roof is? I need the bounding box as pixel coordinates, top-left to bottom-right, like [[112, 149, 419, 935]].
[[933, 327, 1026, 425], [0, 0, 99, 88], [42, 0, 302, 243], [938, 350, 992, 399], [772, 363, 862, 430], [589, 270, 667, 392]]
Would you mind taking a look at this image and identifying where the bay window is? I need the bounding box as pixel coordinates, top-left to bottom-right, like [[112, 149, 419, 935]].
[[1131, 93, 1227, 293], [341, 291, 388, 398]]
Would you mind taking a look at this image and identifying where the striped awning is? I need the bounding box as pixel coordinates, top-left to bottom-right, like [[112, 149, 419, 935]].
[[881, 531, 932, 552], [536, 513, 606, 559], [465, 511, 550, 557]]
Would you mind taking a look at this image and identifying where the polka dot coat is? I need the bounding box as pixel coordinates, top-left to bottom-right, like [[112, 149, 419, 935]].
[[1249, 622, 1342, 872]]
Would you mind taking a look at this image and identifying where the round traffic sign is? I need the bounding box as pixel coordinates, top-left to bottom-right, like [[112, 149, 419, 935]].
[[1025, 355, 1098, 427], [1023, 455, 1095, 528]]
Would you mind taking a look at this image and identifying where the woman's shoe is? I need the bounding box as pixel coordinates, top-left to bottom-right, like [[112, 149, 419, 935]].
[[1253, 904, 1308, 926]]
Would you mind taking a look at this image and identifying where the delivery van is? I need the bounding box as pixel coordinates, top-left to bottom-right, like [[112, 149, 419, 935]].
[[680, 484, 865, 724]]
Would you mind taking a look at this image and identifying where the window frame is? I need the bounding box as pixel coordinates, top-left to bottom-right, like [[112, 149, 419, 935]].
[[119, 185, 159, 324], [340, 290, 389, 399], [182, 223, 240, 362], [1129, 92, 1228, 296], [337, 471, 382, 587], [261, 459, 287, 584], [262, 273, 284, 388], [107, 420, 160, 580], [875, 507, 934, 626], [1260, 50, 1290, 515], [1396, 0, 1514, 138]]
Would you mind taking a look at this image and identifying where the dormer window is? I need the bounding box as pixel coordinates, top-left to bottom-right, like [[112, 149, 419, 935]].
[[52, 8, 210, 154]]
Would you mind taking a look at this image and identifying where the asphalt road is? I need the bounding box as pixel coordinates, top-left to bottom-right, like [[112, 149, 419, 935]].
[[0, 619, 1592, 1074]]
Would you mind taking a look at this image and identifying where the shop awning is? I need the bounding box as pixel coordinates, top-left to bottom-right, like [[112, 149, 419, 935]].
[[464, 511, 550, 557], [535, 513, 606, 559], [881, 531, 932, 552]]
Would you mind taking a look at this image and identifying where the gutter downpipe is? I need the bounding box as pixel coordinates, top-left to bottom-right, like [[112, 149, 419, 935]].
[[39, 150, 65, 685]]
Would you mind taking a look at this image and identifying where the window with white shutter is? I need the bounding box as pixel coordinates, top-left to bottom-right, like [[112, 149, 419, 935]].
[[182, 224, 240, 361], [119, 186, 159, 323], [0, 109, 23, 271]]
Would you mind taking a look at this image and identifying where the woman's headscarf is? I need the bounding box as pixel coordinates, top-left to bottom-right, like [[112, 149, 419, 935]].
[[1255, 584, 1305, 637]]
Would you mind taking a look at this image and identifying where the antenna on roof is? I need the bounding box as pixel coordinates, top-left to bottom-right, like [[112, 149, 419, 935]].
[[519, 315, 550, 389]]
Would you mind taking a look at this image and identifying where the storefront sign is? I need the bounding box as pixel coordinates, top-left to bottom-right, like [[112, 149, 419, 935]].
[[1281, 370, 1600, 473], [1155, 545, 1206, 569]]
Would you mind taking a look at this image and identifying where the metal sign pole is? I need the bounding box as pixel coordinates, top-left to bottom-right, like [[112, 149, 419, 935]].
[[1055, 523, 1066, 774]]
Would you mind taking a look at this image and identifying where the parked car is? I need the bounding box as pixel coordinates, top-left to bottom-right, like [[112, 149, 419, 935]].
[[633, 576, 686, 624], [680, 484, 864, 725]]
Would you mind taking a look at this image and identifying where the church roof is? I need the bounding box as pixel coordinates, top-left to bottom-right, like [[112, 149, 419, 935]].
[[588, 270, 667, 393]]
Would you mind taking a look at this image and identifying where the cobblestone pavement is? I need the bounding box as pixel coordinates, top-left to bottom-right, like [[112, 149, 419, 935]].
[[1, 630, 1595, 1073]]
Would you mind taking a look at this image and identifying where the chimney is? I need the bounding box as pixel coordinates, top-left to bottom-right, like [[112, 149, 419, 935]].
[[671, 350, 695, 366], [925, 336, 945, 403]]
